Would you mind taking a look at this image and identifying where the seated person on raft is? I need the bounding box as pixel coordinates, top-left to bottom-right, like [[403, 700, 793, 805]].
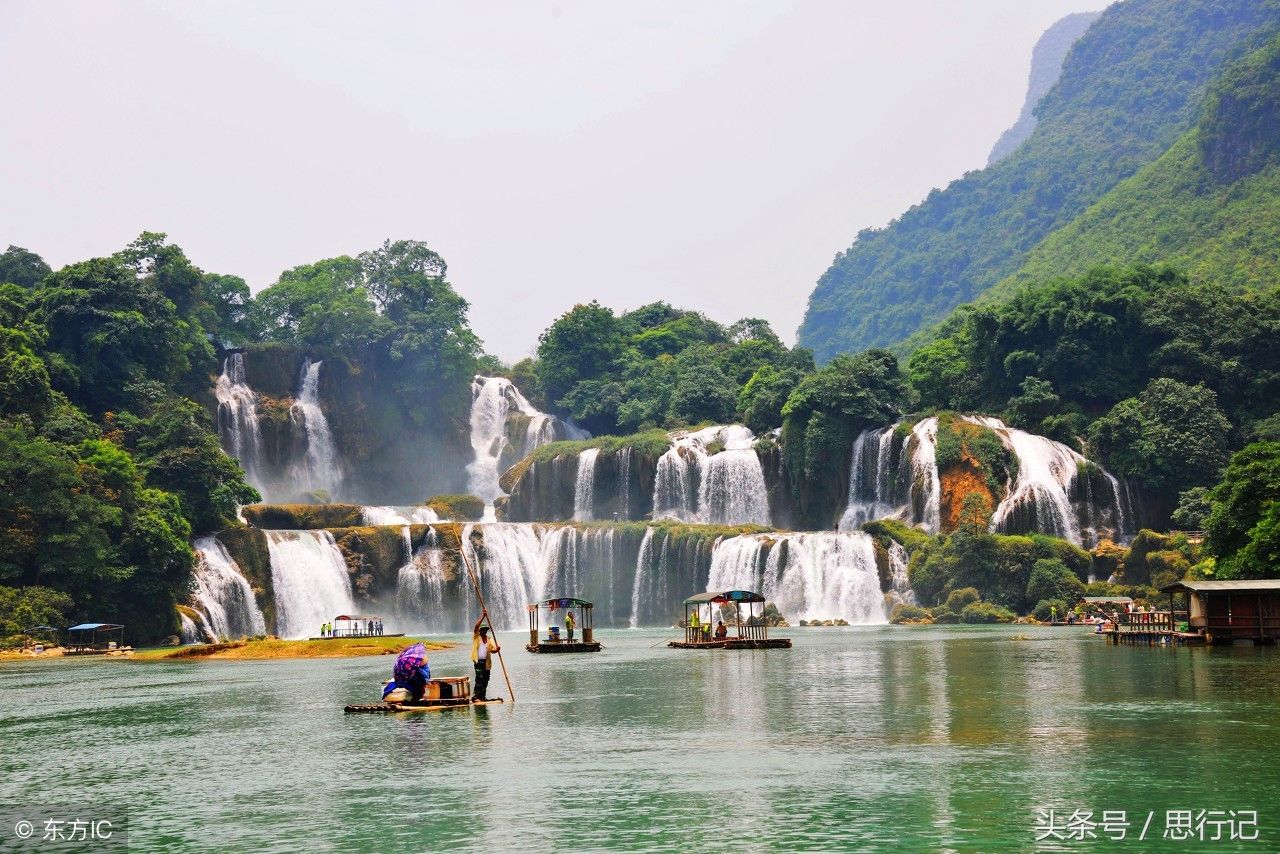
[[384, 654, 430, 703], [714, 620, 728, 640]]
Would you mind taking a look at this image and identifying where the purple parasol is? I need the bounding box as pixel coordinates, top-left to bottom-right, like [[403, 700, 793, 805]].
[[393, 642, 427, 683]]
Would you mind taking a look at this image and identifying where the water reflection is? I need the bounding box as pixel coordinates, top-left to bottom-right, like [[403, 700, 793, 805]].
[[1, 628, 1278, 851]]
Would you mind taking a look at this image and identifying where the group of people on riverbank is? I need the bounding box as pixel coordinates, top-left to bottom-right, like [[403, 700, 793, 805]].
[[320, 619, 385, 638]]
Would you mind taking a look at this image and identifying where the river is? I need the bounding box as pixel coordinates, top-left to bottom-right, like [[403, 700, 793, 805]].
[[2, 627, 1277, 851]]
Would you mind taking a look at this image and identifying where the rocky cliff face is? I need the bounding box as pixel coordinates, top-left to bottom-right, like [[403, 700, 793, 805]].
[[988, 11, 1101, 166]]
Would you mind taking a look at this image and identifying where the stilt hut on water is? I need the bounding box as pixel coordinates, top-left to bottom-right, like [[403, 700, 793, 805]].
[[1162, 580, 1280, 644], [669, 590, 791, 649]]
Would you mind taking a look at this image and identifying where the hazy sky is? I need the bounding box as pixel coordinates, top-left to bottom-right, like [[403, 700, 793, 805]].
[[2, 0, 1101, 361]]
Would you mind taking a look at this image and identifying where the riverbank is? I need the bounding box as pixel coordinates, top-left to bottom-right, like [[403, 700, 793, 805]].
[[132, 636, 452, 661]]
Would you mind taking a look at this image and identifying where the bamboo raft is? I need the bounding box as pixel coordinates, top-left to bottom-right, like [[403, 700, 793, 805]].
[[345, 698, 504, 714], [668, 638, 792, 650], [526, 641, 602, 653]]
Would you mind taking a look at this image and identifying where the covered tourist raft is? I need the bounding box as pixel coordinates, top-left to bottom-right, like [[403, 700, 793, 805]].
[[670, 590, 791, 649], [526, 597, 601, 653]]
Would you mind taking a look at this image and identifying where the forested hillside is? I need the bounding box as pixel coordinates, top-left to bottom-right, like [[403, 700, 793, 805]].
[[798, 0, 1280, 361], [989, 32, 1280, 297]]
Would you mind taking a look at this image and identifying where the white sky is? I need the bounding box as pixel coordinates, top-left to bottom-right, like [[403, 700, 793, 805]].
[[1, 0, 1101, 361]]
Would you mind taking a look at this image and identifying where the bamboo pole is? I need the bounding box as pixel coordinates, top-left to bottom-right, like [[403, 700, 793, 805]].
[[457, 545, 516, 704]]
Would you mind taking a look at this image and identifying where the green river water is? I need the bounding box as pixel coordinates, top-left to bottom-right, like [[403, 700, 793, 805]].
[[2, 626, 1278, 852]]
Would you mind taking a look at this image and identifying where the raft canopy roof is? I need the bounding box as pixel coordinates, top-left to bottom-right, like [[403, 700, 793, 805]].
[[67, 623, 124, 631], [1160, 580, 1280, 593], [530, 597, 593, 608], [1081, 596, 1134, 604], [684, 590, 765, 605], [333, 615, 380, 621]]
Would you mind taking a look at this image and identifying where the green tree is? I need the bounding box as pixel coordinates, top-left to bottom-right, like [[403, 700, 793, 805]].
[[35, 258, 194, 413], [536, 301, 627, 412], [1026, 558, 1086, 606], [1088, 378, 1231, 492], [1205, 441, 1280, 579], [0, 246, 51, 288]]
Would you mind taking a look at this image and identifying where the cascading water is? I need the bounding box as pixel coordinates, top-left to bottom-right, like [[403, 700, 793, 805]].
[[467, 377, 587, 520], [461, 523, 554, 630], [397, 527, 452, 633], [707, 531, 893, 625], [572, 448, 599, 522], [192, 536, 267, 639], [179, 612, 212, 644], [653, 425, 771, 526], [839, 425, 901, 530], [838, 419, 940, 534], [289, 359, 342, 499], [964, 416, 1128, 546], [214, 352, 264, 493], [629, 528, 657, 629], [907, 418, 942, 534], [885, 541, 918, 608], [361, 505, 440, 526], [265, 530, 355, 639]]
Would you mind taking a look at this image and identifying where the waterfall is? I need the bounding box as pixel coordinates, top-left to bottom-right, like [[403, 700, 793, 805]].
[[617, 446, 633, 520], [265, 530, 355, 639], [192, 536, 267, 639], [572, 448, 600, 522], [839, 425, 901, 530], [289, 359, 342, 499], [885, 541, 918, 608], [653, 425, 770, 526], [361, 505, 441, 526], [964, 415, 1130, 547], [706, 531, 892, 625], [629, 527, 657, 628], [179, 612, 213, 644], [907, 418, 942, 534], [397, 527, 452, 634], [462, 523, 554, 631], [214, 352, 264, 493], [467, 376, 585, 518]]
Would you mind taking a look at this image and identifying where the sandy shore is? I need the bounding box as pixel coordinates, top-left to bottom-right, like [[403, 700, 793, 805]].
[[131, 636, 453, 661]]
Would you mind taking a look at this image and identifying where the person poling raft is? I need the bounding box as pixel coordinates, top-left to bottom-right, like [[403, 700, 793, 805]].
[[346, 545, 515, 714], [344, 639, 505, 714]]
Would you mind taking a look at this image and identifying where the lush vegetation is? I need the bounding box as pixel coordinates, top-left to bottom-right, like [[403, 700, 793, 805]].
[[0, 237, 260, 644], [249, 239, 483, 425], [798, 0, 1280, 360], [908, 267, 1277, 496], [989, 33, 1280, 303], [526, 301, 812, 436], [1203, 441, 1280, 579]]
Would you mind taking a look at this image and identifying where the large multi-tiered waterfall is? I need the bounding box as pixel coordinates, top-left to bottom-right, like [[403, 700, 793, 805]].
[[289, 359, 343, 499], [265, 530, 355, 638], [652, 425, 771, 525], [837, 415, 1131, 546], [214, 352, 264, 493], [192, 536, 268, 639], [467, 376, 587, 518]]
